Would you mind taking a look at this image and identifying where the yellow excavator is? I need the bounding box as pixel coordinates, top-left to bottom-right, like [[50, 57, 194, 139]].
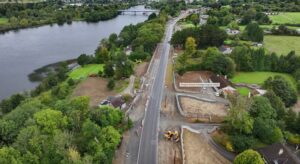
[[164, 130, 180, 142]]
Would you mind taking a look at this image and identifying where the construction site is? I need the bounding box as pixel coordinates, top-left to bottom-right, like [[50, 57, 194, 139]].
[[157, 38, 234, 164]]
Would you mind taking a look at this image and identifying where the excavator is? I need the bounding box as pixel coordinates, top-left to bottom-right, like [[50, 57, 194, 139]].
[[164, 130, 180, 142]]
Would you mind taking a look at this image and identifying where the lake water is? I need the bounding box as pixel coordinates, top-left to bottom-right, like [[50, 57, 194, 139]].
[[0, 5, 150, 100]]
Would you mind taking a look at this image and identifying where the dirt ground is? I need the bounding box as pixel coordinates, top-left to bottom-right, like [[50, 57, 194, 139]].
[[72, 77, 117, 107], [158, 127, 182, 164], [175, 71, 213, 92], [134, 62, 149, 77], [180, 97, 228, 117], [183, 129, 230, 164]]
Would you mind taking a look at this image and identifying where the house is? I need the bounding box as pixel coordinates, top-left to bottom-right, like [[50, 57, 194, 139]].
[[99, 95, 127, 110], [253, 42, 263, 47], [219, 45, 233, 54], [226, 28, 240, 35], [125, 46, 132, 56], [199, 14, 209, 25], [257, 143, 300, 164]]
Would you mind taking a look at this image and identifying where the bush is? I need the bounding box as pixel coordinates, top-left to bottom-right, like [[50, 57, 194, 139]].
[[67, 78, 75, 86], [107, 79, 115, 90], [232, 135, 255, 152]]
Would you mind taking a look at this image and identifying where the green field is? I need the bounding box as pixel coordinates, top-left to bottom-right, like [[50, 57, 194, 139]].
[[231, 72, 296, 89], [0, 18, 8, 25], [69, 64, 104, 80], [237, 87, 251, 96], [269, 12, 300, 25], [264, 35, 300, 55]]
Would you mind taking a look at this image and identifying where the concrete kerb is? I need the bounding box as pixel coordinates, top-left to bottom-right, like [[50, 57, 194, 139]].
[[126, 43, 160, 116]]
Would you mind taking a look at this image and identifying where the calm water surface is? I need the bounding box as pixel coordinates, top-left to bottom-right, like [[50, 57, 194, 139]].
[[0, 5, 150, 100]]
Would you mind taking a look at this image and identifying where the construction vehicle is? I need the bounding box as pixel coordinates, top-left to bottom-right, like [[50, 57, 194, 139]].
[[164, 130, 180, 142]]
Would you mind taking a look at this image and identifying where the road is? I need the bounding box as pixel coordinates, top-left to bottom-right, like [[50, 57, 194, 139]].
[[137, 13, 187, 164]]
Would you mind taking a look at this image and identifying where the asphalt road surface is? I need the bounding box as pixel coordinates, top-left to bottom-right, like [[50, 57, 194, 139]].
[[137, 13, 186, 164]]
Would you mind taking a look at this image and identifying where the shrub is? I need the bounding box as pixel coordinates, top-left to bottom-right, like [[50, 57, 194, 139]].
[[107, 79, 115, 90]]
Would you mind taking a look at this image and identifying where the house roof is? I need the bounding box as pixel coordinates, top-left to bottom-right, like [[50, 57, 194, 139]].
[[257, 143, 300, 164], [110, 96, 125, 108], [210, 74, 231, 89], [219, 45, 232, 52]]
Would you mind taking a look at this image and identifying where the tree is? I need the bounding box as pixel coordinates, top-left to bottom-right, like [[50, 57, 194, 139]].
[[264, 76, 297, 107], [190, 14, 199, 26], [108, 33, 118, 45], [34, 109, 67, 134], [226, 96, 254, 135], [244, 22, 264, 42], [95, 47, 109, 64], [231, 135, 255, 152], [234, 149, 264, 164], [249, 96, 277, 119], [264, 91, 286, 119], [107, 79, 115, 90], [148, 13, 157, 20], [77, 54, 92, 66], [0, 147, 22, 164], [104, 62, 114, 77], [185, 37, 196, 56], [211, 55, 236, 78], [253, 118, 282, 144], [198, 24, 227, 48]]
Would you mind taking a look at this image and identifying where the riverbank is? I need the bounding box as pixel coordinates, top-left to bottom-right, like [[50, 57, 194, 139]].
[[0, 5, 150, 100], [28, 59, 78, 82], [0, 2, 131, 33]]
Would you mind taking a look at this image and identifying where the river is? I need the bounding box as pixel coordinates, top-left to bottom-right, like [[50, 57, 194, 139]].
[[0, 5, 151, 100]]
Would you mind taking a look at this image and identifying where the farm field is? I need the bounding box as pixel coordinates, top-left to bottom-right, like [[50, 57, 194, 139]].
[[269, 12, 300, 24], [231, 72, 296, 89], [264, 35, 300, 55], [69, 64, 104, 80]]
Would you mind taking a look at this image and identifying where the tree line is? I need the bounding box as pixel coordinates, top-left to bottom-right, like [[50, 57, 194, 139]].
[[76, 12, 167, 89], [0, 2, 128, 32]]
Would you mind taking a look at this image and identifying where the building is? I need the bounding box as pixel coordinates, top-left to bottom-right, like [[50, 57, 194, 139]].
[[257, 143, 300, 164], [219, 45, 233, 54], [99, 95, 127, 110], [252, 88, 267, 96], [226, 28, 240, 35]]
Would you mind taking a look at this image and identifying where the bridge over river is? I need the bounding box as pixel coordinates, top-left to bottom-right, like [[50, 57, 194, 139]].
[[118, 9, 159, 15]]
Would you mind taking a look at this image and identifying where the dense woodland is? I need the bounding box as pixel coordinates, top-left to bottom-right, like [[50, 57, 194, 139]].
[[0, 2, 129, 32]]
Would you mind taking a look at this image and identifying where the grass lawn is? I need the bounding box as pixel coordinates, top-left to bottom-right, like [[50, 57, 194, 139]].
[[269, 12, 300, 25], [0, 18, 8, 25], [237, 87, 251, 97], [69, 64, 104, 80], [264, 35, 300, 55], [231, 72, 296, 89], [179, 22, 195, 29]]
